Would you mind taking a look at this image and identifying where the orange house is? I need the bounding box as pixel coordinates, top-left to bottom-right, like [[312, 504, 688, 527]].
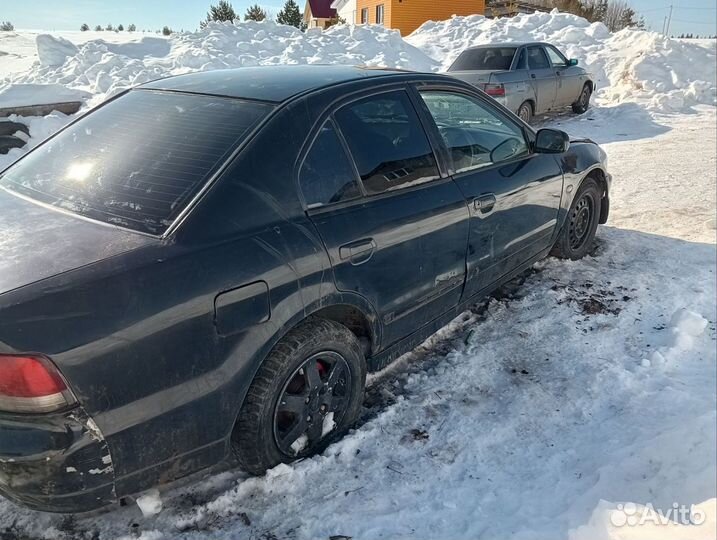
[[355, 0, 485, 35]]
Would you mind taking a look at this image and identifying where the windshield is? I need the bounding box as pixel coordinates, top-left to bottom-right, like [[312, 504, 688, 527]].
[[0, 90, 273, 235], [449, 47, 517, 71]]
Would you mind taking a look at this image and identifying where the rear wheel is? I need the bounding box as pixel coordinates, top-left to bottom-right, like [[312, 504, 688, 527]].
[[572, 84, 592, 114], [551, 177, 601, 260], [517, 101, 533, 124], [232, 318, 366, 474]]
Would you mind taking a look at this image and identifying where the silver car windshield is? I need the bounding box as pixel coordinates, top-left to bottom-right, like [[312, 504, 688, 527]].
[[449, 48, 517, 71]]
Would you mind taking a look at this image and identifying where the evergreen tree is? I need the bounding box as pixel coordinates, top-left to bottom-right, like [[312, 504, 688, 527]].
[[162, 25, 172, 35], [106, 23, 114, 31], [94, 24, 102, 31], [245, 4, 268, 21], [276, 0, 306, 30], [128, 23, 137, 31], [118, 24, 124, 31], [201, 1, 237, 28], [80, 23, 90, 31], [0, 21, 15, 31], [616, 6, 640, 30]]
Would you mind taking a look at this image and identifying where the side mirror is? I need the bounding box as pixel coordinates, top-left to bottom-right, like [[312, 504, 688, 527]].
[[534, 128, 570, 153], [568, 58, 578, 66]]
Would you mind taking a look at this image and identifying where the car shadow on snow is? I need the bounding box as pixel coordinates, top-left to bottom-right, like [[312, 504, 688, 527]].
[[535, 102, 671, 144], [0, 228, 715, 540]]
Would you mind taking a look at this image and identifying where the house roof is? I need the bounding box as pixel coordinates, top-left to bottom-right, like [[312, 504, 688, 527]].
[[307, 0, 336, 19]]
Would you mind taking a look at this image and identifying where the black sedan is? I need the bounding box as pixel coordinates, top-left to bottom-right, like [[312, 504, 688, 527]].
[[0, 65, 611, 513]]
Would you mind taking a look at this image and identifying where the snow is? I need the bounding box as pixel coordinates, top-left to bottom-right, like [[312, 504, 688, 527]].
[[135, 490, 163, 518], [0, 83, 91, 108], [36, 34, 79, 66], [0, 11, 715, 540]]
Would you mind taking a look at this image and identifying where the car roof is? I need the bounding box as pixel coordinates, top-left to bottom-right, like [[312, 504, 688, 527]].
[[463, 42, 548, 50], [139, 65, 429, 104]]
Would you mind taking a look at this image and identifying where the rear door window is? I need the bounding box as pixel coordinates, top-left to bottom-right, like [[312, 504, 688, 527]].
[[299, 120, 361, 208], [0, 90, 272, 235], [334, 91, 439, 195], [528, 46, 550, 70]]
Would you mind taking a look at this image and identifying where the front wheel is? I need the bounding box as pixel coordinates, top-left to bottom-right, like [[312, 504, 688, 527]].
[[551, 177, 601, 260], [232, 318, 366, 474], [572, 84, 592, 114]]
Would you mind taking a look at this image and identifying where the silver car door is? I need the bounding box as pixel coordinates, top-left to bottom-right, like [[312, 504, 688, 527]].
[[544, 45, 581, 107], [527, 46, 557, 113]]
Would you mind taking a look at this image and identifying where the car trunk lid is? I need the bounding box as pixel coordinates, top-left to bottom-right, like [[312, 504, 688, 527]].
[[0, 188, 156, 295], [446, 70, 509, 87]]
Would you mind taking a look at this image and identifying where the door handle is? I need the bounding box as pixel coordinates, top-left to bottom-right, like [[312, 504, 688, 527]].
[[339, 238, 376, 266], [473, 194, 496, 214], [531, 73, 536, 79]]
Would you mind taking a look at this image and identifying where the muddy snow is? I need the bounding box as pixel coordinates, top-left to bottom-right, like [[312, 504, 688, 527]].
[[0, 10, 715, 540]]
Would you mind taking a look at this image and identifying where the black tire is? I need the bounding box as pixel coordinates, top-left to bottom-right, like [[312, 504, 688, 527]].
[[232, 317, 366, 474], [517, 101, 533, 124], [551, 177, 602, 260], [572, 83, 592, 114]]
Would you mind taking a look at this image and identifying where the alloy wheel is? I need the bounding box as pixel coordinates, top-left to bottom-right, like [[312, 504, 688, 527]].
[[273, 351, 352, 457]]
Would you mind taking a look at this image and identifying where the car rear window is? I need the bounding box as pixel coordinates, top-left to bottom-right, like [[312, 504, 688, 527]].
[[449, 48, 517, 71], [0, 90, 272, 235]]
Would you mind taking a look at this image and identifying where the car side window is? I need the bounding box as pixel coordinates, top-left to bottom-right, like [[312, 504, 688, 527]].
[[528, 46, 550, 69], [334, 91, 440, 196], [299, 120, 362, 208], [419, 91, 530, 174], [545, 46, 567, 67]]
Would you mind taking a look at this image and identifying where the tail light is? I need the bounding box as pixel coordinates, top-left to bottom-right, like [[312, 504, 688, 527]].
[[484, 84, 506, 97], [0, 354, 77, 413]]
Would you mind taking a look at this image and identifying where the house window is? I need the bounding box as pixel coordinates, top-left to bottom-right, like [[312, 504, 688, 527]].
[[375, 4, 385, 24], [360, 7, 368, 24]]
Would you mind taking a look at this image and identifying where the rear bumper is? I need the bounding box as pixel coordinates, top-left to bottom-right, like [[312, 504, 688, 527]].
[[0, 407, 116, 513]]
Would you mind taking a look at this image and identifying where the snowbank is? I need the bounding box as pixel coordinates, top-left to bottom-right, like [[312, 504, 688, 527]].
[[406, 10, 717, 112], [1, 13, 715, 117], [5, 21, 437, 105], [0, 83, 91, 108]]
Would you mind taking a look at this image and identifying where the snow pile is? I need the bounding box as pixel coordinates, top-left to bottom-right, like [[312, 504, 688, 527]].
[[2, 13, 715, 115], [6, 21, 437, 104], [643, 308, 709, 367], [36, 34, 78, 66], [135, 489, 163, 518], [406, 10, 717, 112], [0, 83, 91, 108]]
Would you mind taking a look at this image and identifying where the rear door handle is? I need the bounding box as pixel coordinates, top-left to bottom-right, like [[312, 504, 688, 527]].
[[339, 238, 376, 266], [530, 73, 536, 79], [473, 194, 496, 214]]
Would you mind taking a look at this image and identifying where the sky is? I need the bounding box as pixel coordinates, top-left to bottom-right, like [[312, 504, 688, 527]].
[[3, 0, 716, 36]]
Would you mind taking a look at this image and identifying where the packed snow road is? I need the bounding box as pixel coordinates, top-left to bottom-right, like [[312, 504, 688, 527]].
[[1, 104, 714, 539]]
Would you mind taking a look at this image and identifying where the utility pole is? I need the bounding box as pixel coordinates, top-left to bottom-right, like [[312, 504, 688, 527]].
[[665, 4, 674, 36], [662, 15, 667, 35]]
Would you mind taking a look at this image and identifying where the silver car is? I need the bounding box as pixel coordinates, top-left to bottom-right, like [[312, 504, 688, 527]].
[[447, 42, 594, 123]]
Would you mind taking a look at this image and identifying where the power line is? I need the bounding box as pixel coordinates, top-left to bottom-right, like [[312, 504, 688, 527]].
[[671, 18, 717, 24]]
